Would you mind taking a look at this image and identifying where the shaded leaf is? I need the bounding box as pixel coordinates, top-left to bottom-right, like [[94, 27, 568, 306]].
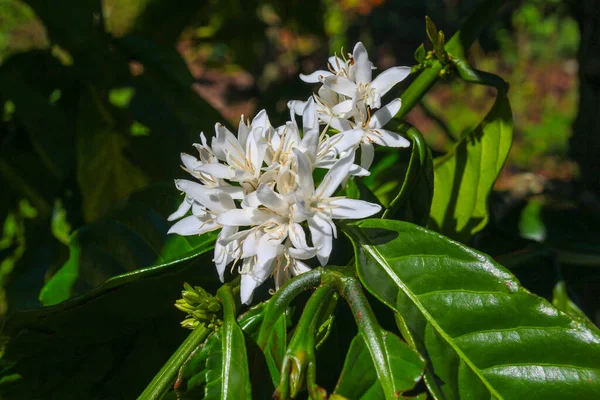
[[429, 90, 513, 242], [204, 286, 252, 399], [383, 124, 433, 226], [334, 331, 425, 399], [347, 219, 600, 399], [0, 250, 221, 400], [39, 183, 217, 305]]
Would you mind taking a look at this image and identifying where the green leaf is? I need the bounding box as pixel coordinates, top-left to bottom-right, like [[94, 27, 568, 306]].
[[383, 124, 433, 226], [425, 16, 438, 46], [204, 285, 252, 399], [39, 183, 217, 305], [414, 44, 426, 64], [552, 281, 593, 324], [334, 331, 425, 399], [428, 90, 513, 242], [0, 52, 75, 180], [346, 219, 600, 399], [76, 88, 149, 221], [175, 302, 286, 397], [0, 251, 221, 400]]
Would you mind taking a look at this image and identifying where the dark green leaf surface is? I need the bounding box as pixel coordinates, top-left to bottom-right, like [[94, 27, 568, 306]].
[[334, 331, 425, 399], [39, 183, 217, 305], [383, 124, 433, 226], [429, 91, 513, 242], [0, 251, 221, 400], [347, 219, 600, 400], [204, 286, 252, 399]]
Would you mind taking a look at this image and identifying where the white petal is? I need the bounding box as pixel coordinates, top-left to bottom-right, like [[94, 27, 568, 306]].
[[302, 97, 318, 132], [219, 186, 245, 200], [367, 129, 411, 147], [196, 163, 235, 179], [300, 129, 319, 164], [288, 246, 317, 260], [328, 56, 347, 73], [328, 116, 353, 132], [370, 66, 411, 97], [257, 184, 289, 215], [321, 75, 358, 98], [288, 100, 306, 117], [237, 115, 250, 148], [349, 163, 370, 177], [328, 198, 381, 219], [300, 70, 333, 83], [360, 142, 375, 170], [217, 208, 271, 226], [212, 123, 243, 161], [242, 230, 261, 258], [168, 216, 219, 236], [192, 202, 207, 216], [352, 42, 372, 84], [292, 259, 311, 275], [315, 149, 356, 199], [167, 198, 191, 221], [175, 179, 210, 204], [328, 130, 364, 153], [289, 222, 310, 249], [181, 153, 201, 171], [369, 98, 402, 128], [242, 191, 260, 208], [331, 100, 353, 116], [308, 214, 333, 266], [292, 148, 315, 198], [202, 191, 235, 214], [256, 235, 284, 278], [240, 273, 260, 304]]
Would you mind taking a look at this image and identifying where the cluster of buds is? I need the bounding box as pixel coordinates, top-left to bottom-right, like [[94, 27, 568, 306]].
[[169, 42, 411, 304], [175, 283, 222, 330]]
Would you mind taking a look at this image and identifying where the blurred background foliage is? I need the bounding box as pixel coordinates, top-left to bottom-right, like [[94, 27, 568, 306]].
[[0, 0, 597, 327]]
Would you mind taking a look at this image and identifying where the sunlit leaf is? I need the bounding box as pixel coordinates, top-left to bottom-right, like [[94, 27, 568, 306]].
[[429, 90, 513, 242], [347, 219, 600, 399]]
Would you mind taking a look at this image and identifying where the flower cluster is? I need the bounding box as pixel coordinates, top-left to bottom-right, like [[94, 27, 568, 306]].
[[168, 42, 411, 304]]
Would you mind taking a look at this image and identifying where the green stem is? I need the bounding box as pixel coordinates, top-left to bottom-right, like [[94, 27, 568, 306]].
[[395, 0, 506, 120], [278, 285, 336, 399], [257, 267, 324, 349], [138, 324, 211, 400], [323, 270, 396, 400]]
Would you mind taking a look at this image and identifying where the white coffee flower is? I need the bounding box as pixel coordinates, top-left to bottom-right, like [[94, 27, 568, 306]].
[[329, 98, 410, 169], [292, 148, 381, 265], [321, 42, 411, 111]]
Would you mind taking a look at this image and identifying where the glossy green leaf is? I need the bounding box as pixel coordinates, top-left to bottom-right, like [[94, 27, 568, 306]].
[[347, 219, 600, 399], [334, 331, 425, 399], [39, 183, 217, 306], [383, 124, 433, 226], [175, 302, 286, 397], [204, 286, 252, 399], [0, 251, 221, 400], [428, 91, 513, 242]]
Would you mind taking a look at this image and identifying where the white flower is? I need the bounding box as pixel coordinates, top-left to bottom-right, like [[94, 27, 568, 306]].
[[329, 98, 410, 170], [321, 42, 411, 111], [292, 148, 381, 265]]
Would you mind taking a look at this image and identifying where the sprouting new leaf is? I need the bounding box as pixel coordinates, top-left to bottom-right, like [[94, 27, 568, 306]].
[[429, 90, 513, 242], [414, 44, 426, 63], [346, 219, 600, 399]]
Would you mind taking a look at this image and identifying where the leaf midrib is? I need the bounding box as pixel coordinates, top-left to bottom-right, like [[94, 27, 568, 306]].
[[357, 235, 505, 400]]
